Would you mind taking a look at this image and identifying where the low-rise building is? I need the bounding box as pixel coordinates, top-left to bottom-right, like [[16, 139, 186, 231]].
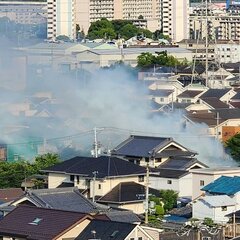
[[190, 167, 240, 200]]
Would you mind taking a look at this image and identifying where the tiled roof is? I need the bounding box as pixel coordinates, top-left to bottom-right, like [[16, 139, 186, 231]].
[[98, 182, 160, 203], [0, 188, 24, 203], [43, 156, 146, 178], [199, 195, 235, 207], [21, 187, 107, 214], [105, 211, 141, 223], [177, 90, 203, 98], [158, 158, 207, 170], [200, 89, 231, 99], [112, 135, 175, 158], [202, 176, 240, 195], [150, 169, 188, 179], [149, 89, 173, 97], [231, 92, 240, 100], [0, 205, 90, 240], [75, 219, 136, 240], [201, 97, 229, 109]]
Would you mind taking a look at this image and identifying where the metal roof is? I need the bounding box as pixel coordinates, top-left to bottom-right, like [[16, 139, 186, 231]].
[[200, 195, 235, 207], [202, 176, 240, 195], [84, 47, 192, 55]]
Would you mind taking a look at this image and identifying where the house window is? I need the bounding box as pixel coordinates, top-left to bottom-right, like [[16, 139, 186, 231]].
[[138, 176, 144, 182], [202, 237, 211, 240], [138, 238, 143, 240], [70, 175, 74, 182], [200, 180, 205, 186], [76, 176, 79, 184], [160, 97, 164, 102], [222, 206, 227, 211], [167, 180, 172, 184], [98, 184, 101, 189]]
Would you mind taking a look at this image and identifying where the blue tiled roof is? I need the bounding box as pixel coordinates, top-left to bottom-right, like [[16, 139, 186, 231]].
[[202, 176, 240, 195]]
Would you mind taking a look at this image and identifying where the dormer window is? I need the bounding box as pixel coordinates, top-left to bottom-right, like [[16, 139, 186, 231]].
[[29, 218, 42, 225]]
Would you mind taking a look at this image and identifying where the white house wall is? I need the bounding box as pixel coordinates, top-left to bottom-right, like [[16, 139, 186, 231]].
[[149, 176, 180, 194], [48, 173, 70, 188], [192, 200, 234, 223]]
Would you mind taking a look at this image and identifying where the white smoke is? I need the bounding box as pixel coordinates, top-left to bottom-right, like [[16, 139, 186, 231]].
[[0, 38, 236, 166]]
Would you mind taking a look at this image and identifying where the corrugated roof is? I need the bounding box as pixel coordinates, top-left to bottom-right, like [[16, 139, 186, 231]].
[[202, 176, 240, 195], [84, 47, 192, 56], [200, 195, 235, 207]]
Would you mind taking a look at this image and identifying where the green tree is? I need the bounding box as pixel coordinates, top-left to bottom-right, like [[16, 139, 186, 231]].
[[119, 23, 138, 39], [226, 133, 240, 161], [87, 18, 115, 39], [137, 52, 155, 68], [111, 19, 132, 33], [155, 204, 164, 215], [160, 189, 178, 212], [33, 153, 61, 172]]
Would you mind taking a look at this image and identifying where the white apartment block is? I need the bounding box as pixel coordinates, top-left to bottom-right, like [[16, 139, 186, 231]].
[[160, 0, 189, 42], [48, 0, 161, 40], [190, 5, 240, 41], [0, 1, 47, 25], [215, 42, 240, 63], [47, 0, 75, 39]]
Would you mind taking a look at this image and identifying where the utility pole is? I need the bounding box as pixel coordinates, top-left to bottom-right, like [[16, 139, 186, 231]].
[[205, 0, 209, 87], [92, 171, 98, 202], [145, 164, 150, 224], [92, 127, 104, 158], [216, 112, 220, 139]]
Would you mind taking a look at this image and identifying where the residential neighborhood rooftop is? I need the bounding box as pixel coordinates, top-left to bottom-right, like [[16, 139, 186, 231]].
[[98, 182, 160, 204], [202, 176, 240, 195], [0, 205, 90, 240], [43, 156, 146, 178], [75, 219, 137, 240]]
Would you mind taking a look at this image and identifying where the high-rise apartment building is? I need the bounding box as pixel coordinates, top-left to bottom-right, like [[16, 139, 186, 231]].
[[47, 0, 75, 39], [190, 4, 240, 41], [48, 0, 160, 40], [160, 0, 189, 43], [47, 0, 189, 42]]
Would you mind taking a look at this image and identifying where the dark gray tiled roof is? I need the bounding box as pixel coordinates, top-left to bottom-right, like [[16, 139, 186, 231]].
[[231, 92, 240, 100], [98, 182, 160, 203], [150, 169, 188, 179], [201, 97, 229, 109], [200, 89, 231, 99], [112, 135, 173, 157], [149, 89, 173, 97], [105, 211, 141, 223], [158, 158, 206, 170], [177, 90, 203, 98], [0, 205, 89, 240], [75, 219, 136, 240], [43, 156, 146, 178], [23, 187, 107, 214]]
